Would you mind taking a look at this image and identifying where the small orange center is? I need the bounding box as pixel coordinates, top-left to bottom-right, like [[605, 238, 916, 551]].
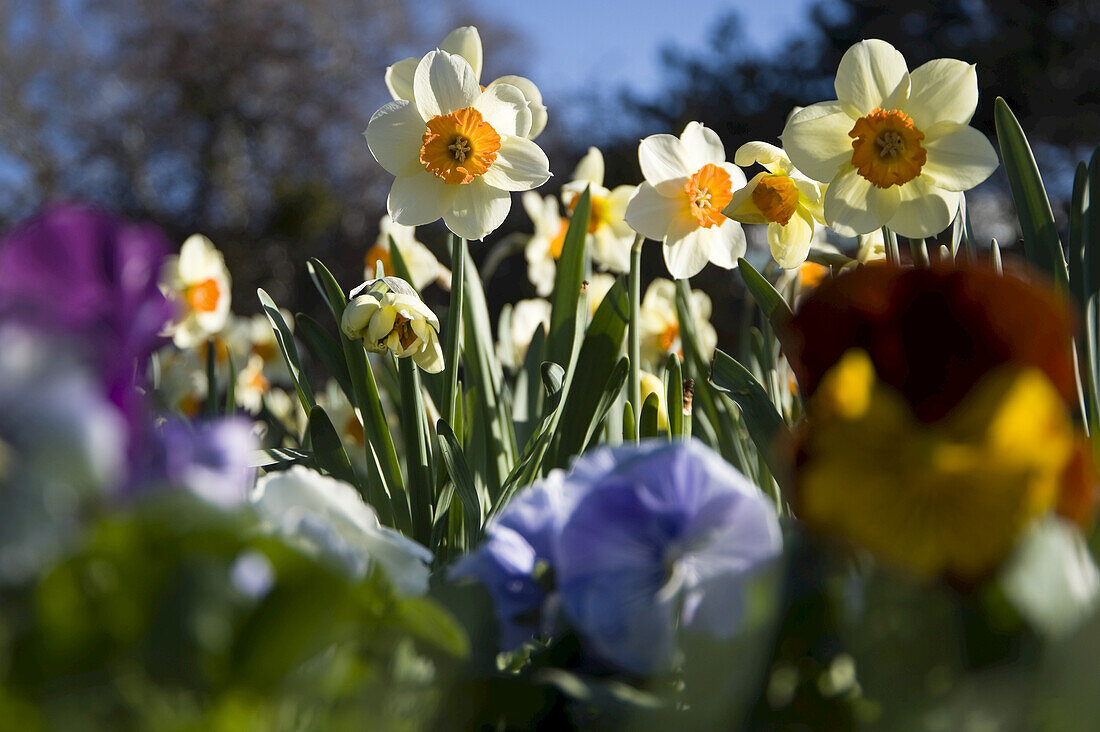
[[345, 415, 365, 445], [253, 341, 277, 362], [420, 107, 501, 184], [849, 108, 927, 188], [567, 194, 609, 234], [751, 175, 800, 225], [798, 261, 828, 290], [658, 322, 679, 352], [549, 218, 569, 259], [247, 368, 270, 394], [185, 278, 221, 313], [684, 164, 734, 228], [365, 243, 393, 277], [393, 315, 419, 350]]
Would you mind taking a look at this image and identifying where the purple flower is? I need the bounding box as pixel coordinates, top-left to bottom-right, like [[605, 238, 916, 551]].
[[141, 417, 257, 508], [452, 440, 783, 673], [0, 203, 173, 423]]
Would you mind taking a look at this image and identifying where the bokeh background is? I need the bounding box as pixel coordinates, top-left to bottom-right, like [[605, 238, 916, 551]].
[[2, 0, 1097, 347]]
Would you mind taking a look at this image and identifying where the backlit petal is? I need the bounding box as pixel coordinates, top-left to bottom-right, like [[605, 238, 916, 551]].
[[734, 141, 791, 174], [680, 122, 726, 169], [625, 183, 684, 240], [781, 101, 857, 183], [887, 179, 961, 238], [834, 39, 910, 116], [443, 179, 511, 240], [663, 218, 712, 279], [387, 170, 456, 228], [905, 59, 978, 129], [365, 100, 425, 177], [413, 50, 480, 120], [769, 210, 814, 269], [639, 134, 692, 186], [920, 124, 999, 192], [480, 135, 551, 191], [822, 165, 900, 236], [439, 26, 483, 79], [572, 146, 605, 187], [473, 83, 530, 137], [706, 219, 747, 269], [488, 75, 546, 139], [385, 57, 419, 101]]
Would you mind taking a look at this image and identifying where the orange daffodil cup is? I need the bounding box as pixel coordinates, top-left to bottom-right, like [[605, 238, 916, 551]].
[[365, 49, 551, 241], [723, 142, 826, 270], [624, 122, 748, 279], [781, 39, 999, 238]]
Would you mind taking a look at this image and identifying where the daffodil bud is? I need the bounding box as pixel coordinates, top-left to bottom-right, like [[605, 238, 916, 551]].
[[341, 277, 444, 374]]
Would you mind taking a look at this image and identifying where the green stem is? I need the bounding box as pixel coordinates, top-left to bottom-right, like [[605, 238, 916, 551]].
[[627, 235, 644, 442], [398, 356, 433, 545], [909, 237, 929, 267], [442, 234, 466, 430], [883, 226, 900, 267]]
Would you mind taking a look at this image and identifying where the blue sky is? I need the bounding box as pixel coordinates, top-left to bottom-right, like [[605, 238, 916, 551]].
[[467, 0, 817, 99]]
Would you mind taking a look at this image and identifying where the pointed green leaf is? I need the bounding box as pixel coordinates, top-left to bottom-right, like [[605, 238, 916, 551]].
[[308, 405, 360, 490], [546, 186, 590, 368], [710, 349, 790, 479], [296, 313, 354, 403], [258, 289, 314, 413], [436, 419, 486, 543]]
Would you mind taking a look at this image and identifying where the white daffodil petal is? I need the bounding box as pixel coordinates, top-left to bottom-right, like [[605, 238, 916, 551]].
[[920, 125, 1000, 192], [572, 147, 605, 187], [473, 83, 530, 137], [178, 235, 215, 281], [680, 122, 726, 169], [733, 141, 789, 171], [413, 50, 480, 120], [639, 134, 692, 186], [663, 218, 712, 279], [488, 75, 546, 139], [823, 166, 900, 236], [388, 171, 456, 227], [834, 39, 910, 116], [439, 26, 483, 79], [887, 179, 961, 238], [625, 183, 683, 240], [444, 179, 511, 240], [365, 100, 425, 177], [706, 219, 747, 269], [385, 57, 419, 101], [906, 59, 978, 129], [480, 135, 551, 192], [412, 331, 445, 373], [770, 211, 814, 269], [781, 101, 857, 183], [720, 161, 748, 190]]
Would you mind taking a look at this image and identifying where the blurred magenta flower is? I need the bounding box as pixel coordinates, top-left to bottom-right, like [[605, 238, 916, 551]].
[[452, 440, 783, 673], [0, 203, 173, 418]]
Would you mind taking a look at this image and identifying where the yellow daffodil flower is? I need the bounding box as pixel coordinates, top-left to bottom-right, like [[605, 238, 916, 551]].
[[385, 26, 547, 140], [341, 277, 444, 373], [159, 234, 231, 349], [365, 50, 551, 241], [781, 39, 998, 238], [724, 141, 826, 269], [625, 122, 747, 279], [521, 192, 568, 297]]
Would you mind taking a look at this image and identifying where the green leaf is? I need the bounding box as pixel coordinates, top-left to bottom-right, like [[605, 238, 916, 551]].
[[395, 596, 469, 658], [737, 257, 794, 353], [258, 288, 315, 413], [204, 336, 218, 417], [554, 278, 629, 462], [224, 350, 237, 416], [398, 356, 434, 545], [436, 419, 486, 544], [666, 353, 684, 438], [441, 234, 465, 431], [639, 392, 662, 439], [622, 400, 636, 442], [1087, 147, 1100, 297], [709, 349, 790, 480], [308, 404, 360, 491], [994, 97, 1069, 290], [387, 233, 415, 287], [249, 447, 312, 469], [514, 324, 547, 451], [546, 186, 590, 369], [296, 313, 354, 404]]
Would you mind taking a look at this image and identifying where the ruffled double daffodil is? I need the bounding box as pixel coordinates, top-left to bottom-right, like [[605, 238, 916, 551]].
[[723, 141, 825, 269], [366, 50, 551, 241], [624, 122, 748, 279], [781, 39, 999, 238], [385, 26, 547, 140], [341, 276, 443, 373]]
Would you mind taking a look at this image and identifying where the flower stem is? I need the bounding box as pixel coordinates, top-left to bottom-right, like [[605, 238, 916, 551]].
[[442, 234, 466, 430], [628, 235, 644, 442], [883, 226, 900, 267], [909, 237, 929, 267]]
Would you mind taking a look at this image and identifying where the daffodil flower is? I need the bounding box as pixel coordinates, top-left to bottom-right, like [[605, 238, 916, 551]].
[[638, 278, 716, 370], [365, 50, 551, 241], [781, 39, 998, 238], [235, 353, 270, 414], [497, 298, 552, 369], [159, 234, 231, 349], [365, 215, 450, 291], [723, 142, 825, 269], [521, 192, 568, 297], [562, 147, 637, 274], [624, 122, 747, 279], [385, 26, 548, 140], [341, 276, 444, 373]]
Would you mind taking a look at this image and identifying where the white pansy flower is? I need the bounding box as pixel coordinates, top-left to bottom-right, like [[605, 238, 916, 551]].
[[780, 39, 999, 238], [625, 122, 748, 279], [497, 298, 552, 369], [341, 276, 444, 373], [385, 26, 548, 140], [366, 50, 551, 241], [160, 234, 231, 348], [561, 147, 637, 274], [723, 142, 826, 269], [522, 192, 568, 297], [366, 215, 450, 292], [638, 278, 716, 369], [250, 466, 433, 595]]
